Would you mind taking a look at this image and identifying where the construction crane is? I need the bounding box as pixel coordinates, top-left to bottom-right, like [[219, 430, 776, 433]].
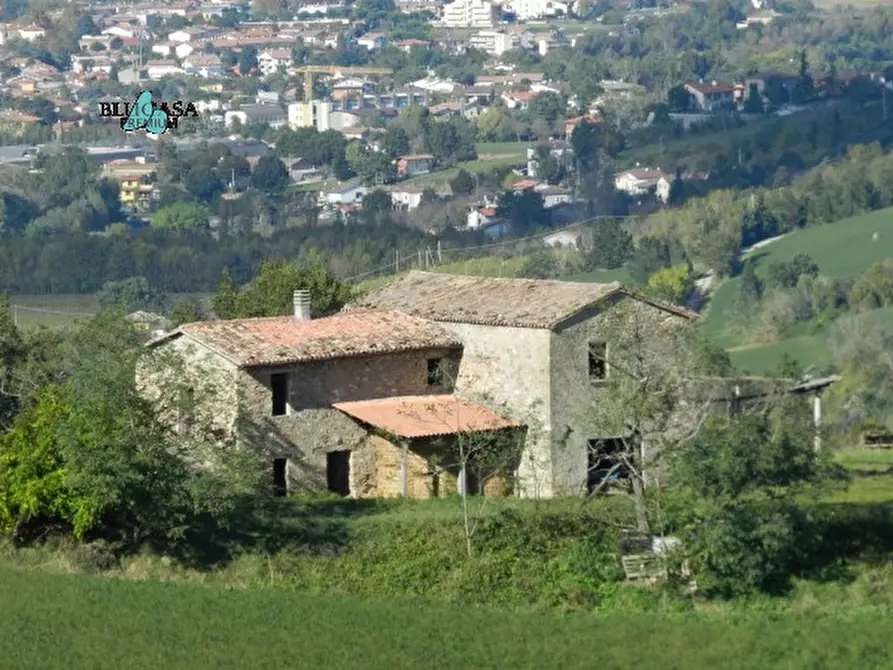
[[295, 66, 393, 102]]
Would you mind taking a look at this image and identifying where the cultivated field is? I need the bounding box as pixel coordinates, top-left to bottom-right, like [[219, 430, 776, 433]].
[[3, 566, 893, 670]]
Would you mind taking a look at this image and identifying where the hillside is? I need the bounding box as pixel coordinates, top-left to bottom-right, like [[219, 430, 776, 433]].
[[700, 207, 893, 372]]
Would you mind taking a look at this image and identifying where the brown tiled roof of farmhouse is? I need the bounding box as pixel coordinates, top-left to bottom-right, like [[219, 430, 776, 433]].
[[167, 309, 461, 367], [350, 271, 626, 328], [334, 395, 524, 438]]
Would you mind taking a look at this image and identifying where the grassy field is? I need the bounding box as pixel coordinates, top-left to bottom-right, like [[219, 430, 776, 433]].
[[4, 567, 893, 670], [7, 293, 211, 330]]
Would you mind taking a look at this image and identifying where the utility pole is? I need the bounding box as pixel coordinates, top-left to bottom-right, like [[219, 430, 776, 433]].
[[395, 249, 400, 273], [436, 239, 442, 264]]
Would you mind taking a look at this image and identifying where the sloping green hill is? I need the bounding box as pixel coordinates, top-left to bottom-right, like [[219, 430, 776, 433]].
[[703, 207, 893, 349], [702, 207, 893, 372]]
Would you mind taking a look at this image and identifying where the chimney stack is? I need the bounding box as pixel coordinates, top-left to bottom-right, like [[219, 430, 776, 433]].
[[293, 289, 311, 321]]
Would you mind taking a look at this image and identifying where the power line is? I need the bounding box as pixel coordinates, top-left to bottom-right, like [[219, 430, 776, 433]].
[[342, 214, 639, 285]]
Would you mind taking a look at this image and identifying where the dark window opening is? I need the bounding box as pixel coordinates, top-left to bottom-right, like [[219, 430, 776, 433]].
[[177, 386, 195, 436], [588, 341, 608, 380], [587, 438, 628, 494], [427, 358, 444, 386], [326, 450, 351, 496], [271, 373, 289, 416], [273, 458, 287, 496]]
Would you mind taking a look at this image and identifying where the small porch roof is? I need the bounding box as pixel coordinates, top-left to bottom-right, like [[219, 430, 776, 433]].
[[333, 395, 524, 439]]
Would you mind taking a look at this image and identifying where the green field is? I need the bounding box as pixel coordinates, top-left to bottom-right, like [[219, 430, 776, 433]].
[[3, 567, 893, 670], [7, 293, 211, 330]]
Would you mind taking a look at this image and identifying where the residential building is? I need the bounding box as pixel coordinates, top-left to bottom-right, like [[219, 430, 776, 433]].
[[146, 60, 183, 80], [224, 104, 287, 129], [357, 32, 386, 50], [397, 154, 434, 178], [536, 184, 571, 209], [504, 0, 569, 19], [116, 173, 157, 210], [564, 113, 601, 138], [182, 54, 224, 78], [468, 30, 517, 56], [441, 0, 500, 28], [283, 157, 323, 184], [257, 49, 292, 76], [390, 184, 427, 210], [322, 181, 368, 205], [684, 81, 736, 112], [288, 100, 332, 131], [614, 168, 671, 198]]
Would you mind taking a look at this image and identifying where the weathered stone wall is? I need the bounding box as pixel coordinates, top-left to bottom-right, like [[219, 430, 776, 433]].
[[550, 296, 691, 494], [234, 347, 461, 495], [436, 322, 554, 498], [138, 334, 240, 446], [289, 348, 461, 409]]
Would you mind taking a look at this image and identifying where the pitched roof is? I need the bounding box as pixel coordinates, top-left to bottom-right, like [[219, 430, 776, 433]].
[[351, 271, 694, 329], [333, 395, 523, 438], [151, 309, 461, 367]]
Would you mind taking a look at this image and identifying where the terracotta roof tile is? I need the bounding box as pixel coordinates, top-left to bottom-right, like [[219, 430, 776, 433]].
[[157, 309, 461, 367], [334, 395, 523, 438], [350, 271, 626, 329]]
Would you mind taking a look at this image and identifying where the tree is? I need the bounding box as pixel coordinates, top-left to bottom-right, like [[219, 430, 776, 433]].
[[585, 303, 726, 535], [213, 261, 353, 319], [667, 85, 694, 113], [238, 46, 258, 75], [496, 190, 546, 235], [97, 276, 169, 314], [475, 107, 508, 140], [169, 298, 203, 327], [766, 254, 819, 290], [379, 126, 410, 159], [738, 259, 763, 306], [184, 165, 224, 202], [668, 401, 839, 596], [763, 76, 790, 107], [629, 236, 672, 285], [527, 91, 565, 127], [646, 264, 694, 306], [152, 202, 211, 231], [449, 169, 475, 195], [585, 218, 632, 270], [743, 83, 764, 114], [362, 189, 392, 217], [251, 155, 289, 193], [212, 269, 240, 320]]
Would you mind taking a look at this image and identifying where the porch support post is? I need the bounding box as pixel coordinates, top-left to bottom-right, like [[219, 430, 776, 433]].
[[401, 440, 409, 498]]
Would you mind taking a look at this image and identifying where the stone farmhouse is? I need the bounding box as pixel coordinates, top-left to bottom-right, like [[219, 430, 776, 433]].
[[143, 272, 692, 499]]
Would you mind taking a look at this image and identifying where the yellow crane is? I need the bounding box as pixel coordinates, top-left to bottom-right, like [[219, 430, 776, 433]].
[[295, 65, 393, 101]]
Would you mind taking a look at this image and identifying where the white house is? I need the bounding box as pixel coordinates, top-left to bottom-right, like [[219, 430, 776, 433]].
[[505, 0, 570, 19], [167, 27, 208, 43], [323, 182, 368, 205], [258, 49, 292, 76], [146, 60, 183, 80], [357, 32, 386, 50], [441, 0, 500, 28], [468, 30, 517, 56], [102, 25, 136, 39], [535, 184, 572, 209], [614, 168, 671, 198], [183, 54, 224, 78], [17, 25, 46, 41], [390, 184, 426, 210], [151, 42, 176, 58]]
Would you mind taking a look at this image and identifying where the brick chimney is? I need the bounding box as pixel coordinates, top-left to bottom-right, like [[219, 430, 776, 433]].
[[293, 289, 311, 321]]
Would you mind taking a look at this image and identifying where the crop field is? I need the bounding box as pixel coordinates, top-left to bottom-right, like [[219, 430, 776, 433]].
[[3, 566, 893, 670], [7, 293, 211, 330]]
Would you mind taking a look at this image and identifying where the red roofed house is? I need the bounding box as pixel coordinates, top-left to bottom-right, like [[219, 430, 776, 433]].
[[397, 154, 434, 178], [144, 274, 695, 499]]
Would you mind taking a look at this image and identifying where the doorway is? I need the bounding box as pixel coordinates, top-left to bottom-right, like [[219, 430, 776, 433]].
[[326, 450, 351, 496], [273, 457, 288, 496]]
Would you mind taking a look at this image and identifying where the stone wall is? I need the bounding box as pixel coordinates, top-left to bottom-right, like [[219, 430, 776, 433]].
[[550, 296, 692, 494], [437, 322, 554, 498], [139, 334, 240, 447], [234, 347, 461, 495]]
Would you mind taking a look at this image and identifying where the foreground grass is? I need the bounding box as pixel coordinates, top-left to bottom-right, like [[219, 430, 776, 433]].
[[3, 567, 893, 670]]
